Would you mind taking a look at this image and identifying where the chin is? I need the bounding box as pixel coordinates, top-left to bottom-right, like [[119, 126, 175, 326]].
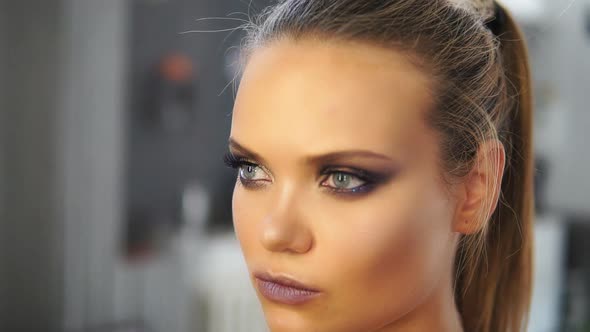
[[261, 305, 320, 332], [262, 309, 363, 332]]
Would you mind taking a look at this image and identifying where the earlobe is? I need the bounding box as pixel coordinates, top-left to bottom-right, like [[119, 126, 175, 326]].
[[452, 172, 487, 235], [452, 139, 506, 235]]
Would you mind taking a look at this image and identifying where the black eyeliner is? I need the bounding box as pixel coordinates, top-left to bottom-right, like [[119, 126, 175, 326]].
[[320, 166, 392, 184], [319, 166, 393, 196]]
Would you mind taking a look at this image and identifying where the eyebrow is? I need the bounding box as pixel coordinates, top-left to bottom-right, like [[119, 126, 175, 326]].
[[228, 137, 394, 165]]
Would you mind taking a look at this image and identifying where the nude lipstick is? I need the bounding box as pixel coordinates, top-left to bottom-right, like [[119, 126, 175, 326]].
[[254, 272, 321, 305]]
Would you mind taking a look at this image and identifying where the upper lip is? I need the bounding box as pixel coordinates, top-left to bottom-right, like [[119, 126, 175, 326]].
[[254, 271, 321, 293]]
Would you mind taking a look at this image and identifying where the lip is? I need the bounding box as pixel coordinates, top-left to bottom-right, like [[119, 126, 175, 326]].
[[254, 271, 321, 305]]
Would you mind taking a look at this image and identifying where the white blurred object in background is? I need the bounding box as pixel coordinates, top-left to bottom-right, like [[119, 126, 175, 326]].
[[501, 0, 546, 23], [189, 233, 268, 332], [528, 215, 567, 332]]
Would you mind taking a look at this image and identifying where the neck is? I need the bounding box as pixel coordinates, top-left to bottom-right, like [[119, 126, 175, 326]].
[[375, 276, 464, 332]]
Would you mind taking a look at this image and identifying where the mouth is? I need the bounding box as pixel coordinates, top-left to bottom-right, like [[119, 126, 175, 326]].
[[253, 271, 321, 305]]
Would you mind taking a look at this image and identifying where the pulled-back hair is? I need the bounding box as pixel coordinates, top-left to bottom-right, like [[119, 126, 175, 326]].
[[238, 1, 534, 331]]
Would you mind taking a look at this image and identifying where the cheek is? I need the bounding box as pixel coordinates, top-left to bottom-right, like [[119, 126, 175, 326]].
[[232, 185, 257, 258], [230, 171, 457, 331], [231, 183, 272, 270], [313, 177, 456, 327]]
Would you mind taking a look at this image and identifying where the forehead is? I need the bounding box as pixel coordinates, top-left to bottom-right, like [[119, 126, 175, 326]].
[[231, 38, 437, 162]]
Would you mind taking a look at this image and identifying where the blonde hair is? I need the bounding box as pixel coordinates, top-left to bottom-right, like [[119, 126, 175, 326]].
[[239, 1, 534, 331]]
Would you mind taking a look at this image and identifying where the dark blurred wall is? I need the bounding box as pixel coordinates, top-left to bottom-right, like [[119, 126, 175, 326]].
[[126, 0, 256, 234], [121, 2, 271, 330], [0, 0, 6, 329], [0, 1, 64, 331]]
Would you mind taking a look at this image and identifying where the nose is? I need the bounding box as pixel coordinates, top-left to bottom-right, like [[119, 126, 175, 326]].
[[259, 182, 314, 254]]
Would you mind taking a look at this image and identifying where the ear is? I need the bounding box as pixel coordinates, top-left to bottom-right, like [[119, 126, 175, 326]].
[[452, 139, 506, 235]]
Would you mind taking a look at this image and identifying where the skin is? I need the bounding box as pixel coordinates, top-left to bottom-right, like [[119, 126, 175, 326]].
[[228, 38, 504, 332]]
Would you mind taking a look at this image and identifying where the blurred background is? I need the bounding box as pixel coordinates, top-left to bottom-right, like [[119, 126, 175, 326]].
[[0, 0, 589, 331]]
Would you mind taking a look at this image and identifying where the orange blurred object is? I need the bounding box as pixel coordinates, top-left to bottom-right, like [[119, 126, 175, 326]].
[[159, 53, 194, 83]]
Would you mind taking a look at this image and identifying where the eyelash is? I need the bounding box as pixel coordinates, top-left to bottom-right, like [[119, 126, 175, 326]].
[[223, 152, 379, 196]]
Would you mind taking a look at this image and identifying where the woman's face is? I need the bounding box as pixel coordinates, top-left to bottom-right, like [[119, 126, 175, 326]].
[[229, 38, 460, 332]]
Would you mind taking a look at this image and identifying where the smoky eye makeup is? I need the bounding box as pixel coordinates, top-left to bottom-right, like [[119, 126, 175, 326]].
[[223, 151, 395, 196], [318, 166, 393, 197]]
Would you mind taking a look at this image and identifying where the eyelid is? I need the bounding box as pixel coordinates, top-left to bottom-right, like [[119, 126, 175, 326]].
[[320, 166, 383, 182], [224, 152, 274, 181]]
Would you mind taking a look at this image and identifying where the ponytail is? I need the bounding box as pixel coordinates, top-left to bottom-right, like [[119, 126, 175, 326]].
[[457, 3, 535, 332]]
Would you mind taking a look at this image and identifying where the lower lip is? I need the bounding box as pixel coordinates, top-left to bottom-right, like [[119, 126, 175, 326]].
[[255, 278, 321, 305]]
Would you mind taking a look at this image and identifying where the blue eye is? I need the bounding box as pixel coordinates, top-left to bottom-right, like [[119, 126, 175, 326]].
[[223, 152, 271, 187], [238, 164, 269, 182], [320, 170, 376, 195], [325, 172, 366, 190]]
